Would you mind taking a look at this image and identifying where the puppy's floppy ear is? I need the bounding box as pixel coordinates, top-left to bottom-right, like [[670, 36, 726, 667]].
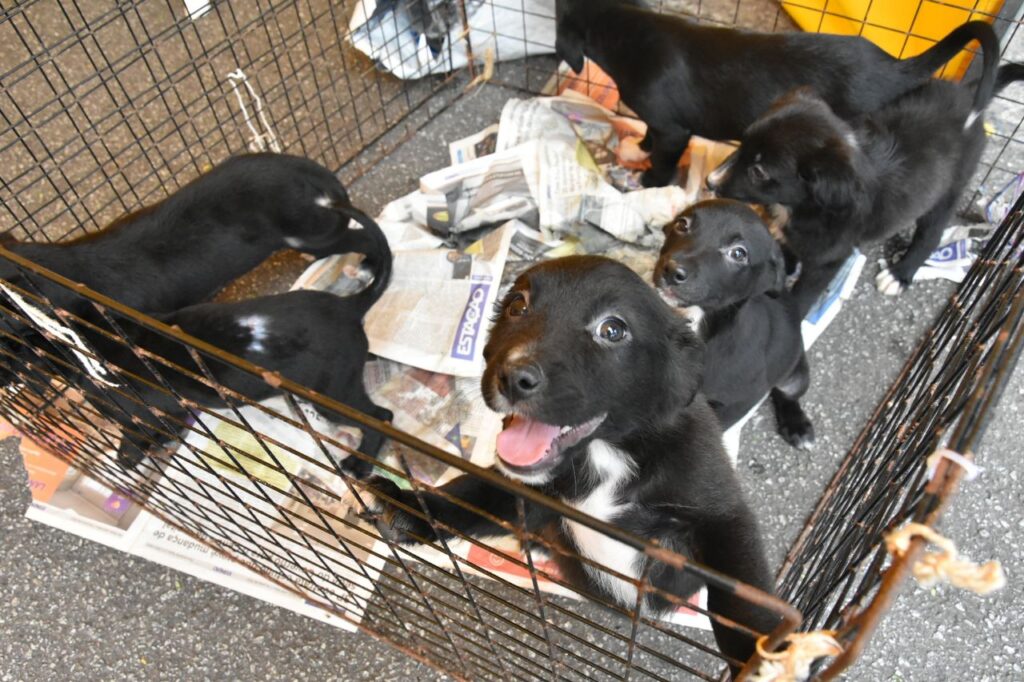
[[761, 237, 787, 297], [554, 4, 586, 73], [799, 139, 862, 212], [555, 34, 585, 73], [667, 319, 705, 408]]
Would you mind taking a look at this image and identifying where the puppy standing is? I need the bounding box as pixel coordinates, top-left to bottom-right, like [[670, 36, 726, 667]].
[[365, 256, 779, 675], [76, 205, 393, 478], [655, 200, 813, 449], [556, 0, 998, 187], [709, 28, 1020, 314]]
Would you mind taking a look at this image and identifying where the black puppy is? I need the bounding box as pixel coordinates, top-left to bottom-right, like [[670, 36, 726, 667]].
[[708, 29, 1017, 314], [73, 206, 393, 479], [655, 200, 813, 449], [0, 153, 377, 348], [364, 256, 778, 674], [556, 0, 996, 187]]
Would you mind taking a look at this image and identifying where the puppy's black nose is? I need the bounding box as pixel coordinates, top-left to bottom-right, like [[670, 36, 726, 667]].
[[662, 262, 687, 285], [499, 362, 544, 401]]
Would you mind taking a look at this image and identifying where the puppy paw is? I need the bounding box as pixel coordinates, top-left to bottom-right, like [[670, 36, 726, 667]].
[[355, 476, 421, 544], [617, 136, 651, 164], [641, 167, 677, 188], [778, 419, 815, 451], [875, 268, 907, 296]]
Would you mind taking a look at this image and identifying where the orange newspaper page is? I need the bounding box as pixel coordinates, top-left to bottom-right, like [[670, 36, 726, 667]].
[[557, 62, 622, 110]]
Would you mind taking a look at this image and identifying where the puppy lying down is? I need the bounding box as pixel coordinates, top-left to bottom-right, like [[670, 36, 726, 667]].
[[364, 256, 779, 674]]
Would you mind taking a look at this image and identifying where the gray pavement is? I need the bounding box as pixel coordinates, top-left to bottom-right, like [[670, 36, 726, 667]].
[[3, 39, 1024, 682]]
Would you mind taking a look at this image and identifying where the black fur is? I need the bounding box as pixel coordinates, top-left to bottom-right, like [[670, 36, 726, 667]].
[[364, 256, 778, 675], [0, 153, 380, 370], [556, 0, 997, 187], [710, 32, 1020, 315], [655, 200, 813, 449], [71, 205, 393, 479]]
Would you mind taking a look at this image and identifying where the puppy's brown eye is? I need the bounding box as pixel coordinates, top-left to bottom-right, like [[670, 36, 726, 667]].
[[506, 293, 529, 317], [749, 164, 769, 184], [672, 215, 692, 233], [597, 317, 628, 343]]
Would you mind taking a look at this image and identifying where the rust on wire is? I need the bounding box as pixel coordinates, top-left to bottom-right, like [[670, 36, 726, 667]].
[[1, 2, 1023, 680]]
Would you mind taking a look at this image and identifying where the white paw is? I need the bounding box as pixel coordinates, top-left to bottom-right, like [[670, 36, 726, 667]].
[[875, 268, 905, 296], [617, 136, 651, 164], [341, 484, 379, 515]]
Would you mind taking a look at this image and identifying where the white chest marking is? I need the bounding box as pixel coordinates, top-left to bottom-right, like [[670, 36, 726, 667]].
[[679, 305, 705, 337], [562, 440, 641, 607], [238, 314, 270, 354], [314, 195, 333, 208]]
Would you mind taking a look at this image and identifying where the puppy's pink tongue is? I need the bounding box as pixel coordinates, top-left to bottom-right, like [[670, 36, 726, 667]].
[[496, 416, 561, 467]]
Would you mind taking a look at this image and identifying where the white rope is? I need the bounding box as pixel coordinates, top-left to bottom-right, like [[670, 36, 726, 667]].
[[0, 283, 120, 387], [225, 68, 281, 153], [926, 447, 982, 481]]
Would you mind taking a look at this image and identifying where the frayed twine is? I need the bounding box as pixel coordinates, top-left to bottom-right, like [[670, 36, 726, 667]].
[[749, 631, 843, 682], [466, 47, 494, 91], [886, 522, 1006, 595], [226, 69, 281, 153]]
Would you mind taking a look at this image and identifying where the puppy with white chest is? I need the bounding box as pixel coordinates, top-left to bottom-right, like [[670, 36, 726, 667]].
[[708, 27, 1022, 313], [655, 200, 813, 449], [363, 256, 779, 675]]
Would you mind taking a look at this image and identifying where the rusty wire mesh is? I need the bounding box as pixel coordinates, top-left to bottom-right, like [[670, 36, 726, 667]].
[[1, 1, 1024, 680]]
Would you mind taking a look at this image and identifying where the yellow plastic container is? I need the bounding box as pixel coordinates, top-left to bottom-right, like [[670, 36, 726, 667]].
[[783, 0, 1003, 79]]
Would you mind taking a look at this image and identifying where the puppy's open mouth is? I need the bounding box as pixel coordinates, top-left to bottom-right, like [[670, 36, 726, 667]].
[[496, 414, 606, 470]]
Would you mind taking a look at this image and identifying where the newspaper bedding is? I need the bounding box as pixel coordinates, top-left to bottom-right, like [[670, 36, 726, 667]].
[[11, 78, 989, 634]]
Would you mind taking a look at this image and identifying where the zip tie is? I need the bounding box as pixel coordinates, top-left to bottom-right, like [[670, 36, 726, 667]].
[[749, 631, 842, 682], [0, 283, 121, 388], [226, 69, 281, 153], [885, 522, 1006, 595], [926, 447, 982, 481]]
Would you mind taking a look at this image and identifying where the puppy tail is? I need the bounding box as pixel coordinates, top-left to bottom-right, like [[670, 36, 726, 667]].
[[961, 22, 1001, 130], [993, 62, 1024, 96], [900, 20, 997, 82], [331, 204, 392, 315]]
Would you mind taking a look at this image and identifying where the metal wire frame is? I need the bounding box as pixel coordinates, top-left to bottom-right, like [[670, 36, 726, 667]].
[[4, 0, 1021, 243], [0, 0, 467, 242], [0, 246, 800, 680], [765, 194, 1024, 678], [1, 0, 1023, 679]]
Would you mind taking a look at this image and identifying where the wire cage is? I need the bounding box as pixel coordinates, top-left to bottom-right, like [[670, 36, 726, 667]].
[[1, 1, 1023, 680]]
